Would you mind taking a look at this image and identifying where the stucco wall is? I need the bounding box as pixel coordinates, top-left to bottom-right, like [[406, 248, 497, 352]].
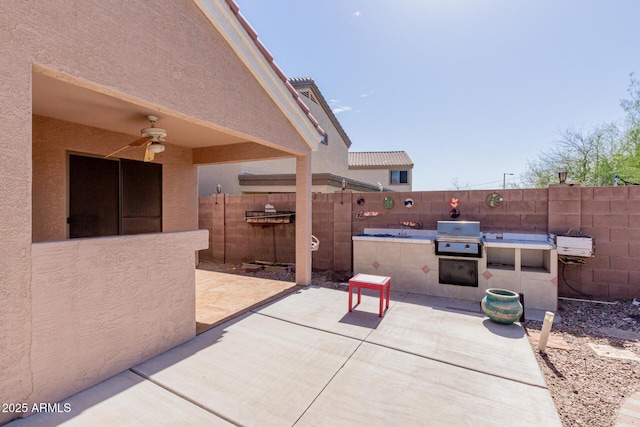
[[22, 1, 308, 154], [348, 168, 412, 192], [32, 116, 196, 242], [1, 0, 311, 423], [305, 96, 350, 176], [29, 230, 207, 411], [199, 163, 243, 196], [0, 36, 33, 426], [198, 86, 351, 195]]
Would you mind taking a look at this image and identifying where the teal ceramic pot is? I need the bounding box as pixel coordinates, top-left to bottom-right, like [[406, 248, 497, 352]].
[[481, 288, 523, 325]]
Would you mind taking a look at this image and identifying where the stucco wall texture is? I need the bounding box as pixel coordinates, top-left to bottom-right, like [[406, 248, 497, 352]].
[[32, 116, 196, 242], [30, 230, 207, 411], [24, 1, 308, 154], [348, 167, 412, 192], [198, 85, 352, 195], [1, 0, 312, 423], [0, 67, 33, 427], [225, 88, 351, 177]]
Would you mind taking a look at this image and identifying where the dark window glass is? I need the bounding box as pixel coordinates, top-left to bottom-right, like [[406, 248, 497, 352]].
[[69, 155, 162, 238], [69, 155, 120, 238], [390, 170, 408, 184]]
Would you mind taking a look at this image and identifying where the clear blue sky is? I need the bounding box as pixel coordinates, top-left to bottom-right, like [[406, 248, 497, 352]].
[[236, 0, 640, 191]]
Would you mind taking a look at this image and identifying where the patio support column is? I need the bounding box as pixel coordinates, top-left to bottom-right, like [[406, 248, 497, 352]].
[[295, 154, 312, 285]]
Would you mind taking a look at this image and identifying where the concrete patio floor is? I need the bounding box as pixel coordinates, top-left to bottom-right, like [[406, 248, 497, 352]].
[[9, 283, 562, 426]]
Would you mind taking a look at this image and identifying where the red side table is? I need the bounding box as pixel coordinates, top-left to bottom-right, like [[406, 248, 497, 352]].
[[348, 273, 391, 317]]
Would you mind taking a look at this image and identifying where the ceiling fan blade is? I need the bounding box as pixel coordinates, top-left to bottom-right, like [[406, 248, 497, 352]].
[[104, 136, 153, 159], [129, 136, 153, 147], [144, 148, 155, 162], [104, 145, 130, 159]]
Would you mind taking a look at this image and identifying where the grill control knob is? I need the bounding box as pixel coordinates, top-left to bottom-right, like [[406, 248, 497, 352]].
[[445, 243, 450, 248], [465, 244, 470, 249]]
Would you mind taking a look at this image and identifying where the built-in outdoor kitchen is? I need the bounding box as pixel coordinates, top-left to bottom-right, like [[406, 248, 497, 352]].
[[353, 220, 559, 311]]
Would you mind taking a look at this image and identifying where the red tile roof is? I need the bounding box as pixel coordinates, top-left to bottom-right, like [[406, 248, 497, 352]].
[[224, 0, 326, 138]]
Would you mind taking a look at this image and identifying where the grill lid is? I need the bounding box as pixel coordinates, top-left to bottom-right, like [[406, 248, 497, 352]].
[[436, 221, 481, 241], [435, 221, 483, 257]]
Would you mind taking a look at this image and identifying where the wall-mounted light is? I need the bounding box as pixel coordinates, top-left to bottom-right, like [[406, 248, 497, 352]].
[[215, 184, 222, 204], [341, 179, 347, 204], [558, 171, 567, 184]]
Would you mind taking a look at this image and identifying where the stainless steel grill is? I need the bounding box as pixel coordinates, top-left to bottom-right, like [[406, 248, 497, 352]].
[[435, 221, 483, 258]]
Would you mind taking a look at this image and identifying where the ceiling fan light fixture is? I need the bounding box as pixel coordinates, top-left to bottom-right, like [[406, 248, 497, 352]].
[[147, 141, 165, 153]]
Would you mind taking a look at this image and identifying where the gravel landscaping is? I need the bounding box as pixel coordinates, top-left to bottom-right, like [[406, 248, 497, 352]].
[[524, 299, 640, 427], [197, 262, 640, 426]]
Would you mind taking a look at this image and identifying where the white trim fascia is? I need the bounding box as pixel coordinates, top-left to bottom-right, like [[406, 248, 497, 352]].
[[193, 0, 319, 152]]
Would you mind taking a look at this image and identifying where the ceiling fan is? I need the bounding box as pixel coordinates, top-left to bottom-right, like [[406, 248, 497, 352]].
[[105, 115, 167, 162]]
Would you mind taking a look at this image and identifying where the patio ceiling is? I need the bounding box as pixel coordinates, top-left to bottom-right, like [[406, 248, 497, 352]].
[[31, 72, 293, 164]]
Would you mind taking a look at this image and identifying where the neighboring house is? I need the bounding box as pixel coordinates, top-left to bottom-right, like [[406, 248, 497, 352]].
[[0, 0, 322, 424], [199, 77, 401, 194], [348, 151, 414, 192]]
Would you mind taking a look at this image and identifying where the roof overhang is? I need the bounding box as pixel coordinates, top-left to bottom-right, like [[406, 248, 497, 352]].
[[348, 165, 414, 170], [239, 173, 387, 192], [31, 67, 249, 149], [193, 0, 320, 152], [289, 78, 353, 149]]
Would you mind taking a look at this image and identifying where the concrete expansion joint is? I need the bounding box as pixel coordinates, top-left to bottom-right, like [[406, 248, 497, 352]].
[[253, 295, 548, 392], [128, 369, 242, 427], [251, 290, 404, 343], [251, 311, 363, 343], [368, 340, 549, 390], [293, 334, 366, 426]]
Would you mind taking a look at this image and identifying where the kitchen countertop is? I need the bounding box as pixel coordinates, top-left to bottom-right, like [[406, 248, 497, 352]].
[[484, 239, 555, 249], [353, 230, 556, 250], [352, 234, 435, 244]]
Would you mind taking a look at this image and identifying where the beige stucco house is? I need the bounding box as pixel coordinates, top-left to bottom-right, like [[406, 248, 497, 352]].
[[348, 151, 414, 192], [0, 0, 323, 424], [199, 78, 412, 194]]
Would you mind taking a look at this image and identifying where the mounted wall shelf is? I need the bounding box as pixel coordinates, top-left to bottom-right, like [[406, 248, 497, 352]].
[[244, 210, 295, 226]]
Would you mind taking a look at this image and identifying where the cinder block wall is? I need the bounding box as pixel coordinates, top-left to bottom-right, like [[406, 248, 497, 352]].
[[565, 186, 640, 300], [199, 193, 347, 270], [198, 185, 640, 300], [219, 194, 297, 264], [311, 193, 334, 270], [351, 189, 549, 234], [198, 195, 225, 262]]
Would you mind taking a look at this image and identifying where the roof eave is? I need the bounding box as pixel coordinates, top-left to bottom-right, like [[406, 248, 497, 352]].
[[348, 164, 414, 169], [289, 78, 353, 149], [192, 0, 321, 152]]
